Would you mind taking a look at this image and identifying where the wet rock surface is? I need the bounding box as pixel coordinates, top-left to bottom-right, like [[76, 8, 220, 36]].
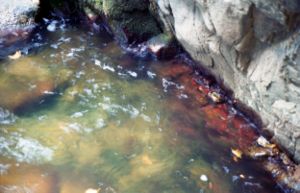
[[83, 0, 161, 43], [0, 0, 39, 58], [151, 0, 300, 163]]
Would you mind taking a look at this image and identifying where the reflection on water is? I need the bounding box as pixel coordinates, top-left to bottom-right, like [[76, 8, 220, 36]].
[[0, 25, 283, 193]]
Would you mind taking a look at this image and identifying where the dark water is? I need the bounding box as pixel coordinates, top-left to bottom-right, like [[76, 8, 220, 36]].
[[0, 24, 284, 193]]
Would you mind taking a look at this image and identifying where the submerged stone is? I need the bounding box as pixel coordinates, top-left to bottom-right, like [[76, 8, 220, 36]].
[[146, 33, 179, 59], [0, 163, 57, 193], [0, 56, 72, 112]]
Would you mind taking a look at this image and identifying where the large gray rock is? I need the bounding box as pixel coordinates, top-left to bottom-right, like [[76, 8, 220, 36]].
[[83, 0, 161, 43], [153, 0, 300, 162], [0, 0, 39, 58]]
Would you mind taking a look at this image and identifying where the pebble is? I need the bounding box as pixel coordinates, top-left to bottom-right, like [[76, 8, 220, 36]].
[[47, 22, 56, 32], [200, 174, 208, 182], [257, 136, 269, 147]]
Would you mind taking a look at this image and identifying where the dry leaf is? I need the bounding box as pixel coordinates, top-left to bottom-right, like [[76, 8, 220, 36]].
[[208, 91, 222, 103], [239, 174, 245, 179], [231, 148, 243, 159], [8, 51, 22, 60], [257, 136, 276, 148], [85, 188, 100, 193], [142, 155, 153, 165]]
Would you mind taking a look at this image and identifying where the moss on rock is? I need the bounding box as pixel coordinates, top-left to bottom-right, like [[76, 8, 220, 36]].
[[85, 0, 162, 43], [102, 0, 148, 17]]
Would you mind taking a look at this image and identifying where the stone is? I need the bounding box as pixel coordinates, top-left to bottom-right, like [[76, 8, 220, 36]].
[[200, 174, 208, 182], [0, 0, 39, 58], [0, 163, 57, 193], [146, 33, 178, 59], [0, 56, 72, 112], [83, 0, 161, 43]]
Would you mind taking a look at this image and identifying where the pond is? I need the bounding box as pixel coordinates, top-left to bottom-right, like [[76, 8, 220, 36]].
[[0, 22, 284, 193]]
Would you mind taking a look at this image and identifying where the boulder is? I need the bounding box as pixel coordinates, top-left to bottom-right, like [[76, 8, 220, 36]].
[[0, 0, 39, 58], [83, 0, 161, 43], [152, 0, 300, 163], [0, 56, 72, 113]]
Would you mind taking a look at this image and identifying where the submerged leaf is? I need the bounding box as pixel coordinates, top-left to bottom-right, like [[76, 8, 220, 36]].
[[8, 51, 22, 60], [257, 136, 276, 148], [231, 148, 243, 159], [85, 188, 101, 193]]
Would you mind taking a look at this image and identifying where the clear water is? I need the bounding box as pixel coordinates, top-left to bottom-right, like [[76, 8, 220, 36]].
[[0, 25, 284, 193]]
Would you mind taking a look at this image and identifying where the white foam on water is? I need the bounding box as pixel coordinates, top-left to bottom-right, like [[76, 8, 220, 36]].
[[0, 133, 53, 164]]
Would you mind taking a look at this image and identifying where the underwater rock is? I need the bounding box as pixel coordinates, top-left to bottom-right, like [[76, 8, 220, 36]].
[[0, 56, 72, 112], [0, 163, 57, 193], [146, 33, 178, 59]]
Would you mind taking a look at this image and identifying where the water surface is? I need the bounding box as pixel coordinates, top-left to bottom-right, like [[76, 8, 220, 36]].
[[0, 24, 284, 193]]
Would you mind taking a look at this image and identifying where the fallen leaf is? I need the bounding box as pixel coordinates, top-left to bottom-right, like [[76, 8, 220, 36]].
[[200, 174, 208, 182], [142, 155, 153, 165], [85, 188, 100, 193], [208, 91, 222, 103], [231, 148, 243, 159], [239, 174, 245, 179], [8, 51, 22, 60], [257, 136, 276, 148]]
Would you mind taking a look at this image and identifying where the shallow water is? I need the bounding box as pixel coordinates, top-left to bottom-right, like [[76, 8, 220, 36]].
[[0, 24, 284, 193]]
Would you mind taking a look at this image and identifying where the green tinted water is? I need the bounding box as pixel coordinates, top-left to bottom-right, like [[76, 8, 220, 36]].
[[0, 26, 283, 193]]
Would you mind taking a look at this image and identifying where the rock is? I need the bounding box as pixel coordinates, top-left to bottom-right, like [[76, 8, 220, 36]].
[[0, 0, 39, 58], [152, 0, 300, 163], [0, 56, 72, 112], [146, 33, 178, 59], [200, 174, 208, 182], [256, 136, 269, 147], [83, 0, 161, 43], [0, 163, 57, 193]]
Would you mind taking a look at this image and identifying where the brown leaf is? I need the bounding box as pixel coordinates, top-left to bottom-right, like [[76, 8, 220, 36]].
[[231, 148, 243, 159], [8, 51, 22, 60]]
